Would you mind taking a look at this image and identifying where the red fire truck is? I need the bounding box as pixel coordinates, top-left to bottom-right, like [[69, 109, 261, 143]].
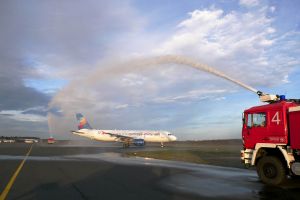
[[47, 137, 55, 144], [241, 93, 300, 185]]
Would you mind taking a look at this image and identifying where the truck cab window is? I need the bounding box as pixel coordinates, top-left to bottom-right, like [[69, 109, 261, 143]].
[[253, 113, 266, 127], [247, 114, 252, 128], [247, 113, 266, 128]]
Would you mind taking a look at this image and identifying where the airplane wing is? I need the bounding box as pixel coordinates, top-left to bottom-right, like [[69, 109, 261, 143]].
[[103, 131, 134, 142], [103, 131, 145, 147]]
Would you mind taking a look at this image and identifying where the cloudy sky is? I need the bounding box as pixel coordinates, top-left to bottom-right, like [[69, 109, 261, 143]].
[[0, 0, 299, 140]]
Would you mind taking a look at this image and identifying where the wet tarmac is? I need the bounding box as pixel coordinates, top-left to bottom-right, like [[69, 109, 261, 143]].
[[0, 143, 300, 200]]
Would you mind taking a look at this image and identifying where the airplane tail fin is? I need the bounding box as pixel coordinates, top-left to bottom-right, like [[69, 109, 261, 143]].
[[76, 113, 92, 130]]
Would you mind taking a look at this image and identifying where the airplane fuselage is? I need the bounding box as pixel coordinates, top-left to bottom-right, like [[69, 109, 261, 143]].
[[72, 129, 176, 143]]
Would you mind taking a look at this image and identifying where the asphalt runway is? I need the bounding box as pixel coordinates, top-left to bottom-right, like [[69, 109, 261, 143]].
[[1, 143, 300, 200]]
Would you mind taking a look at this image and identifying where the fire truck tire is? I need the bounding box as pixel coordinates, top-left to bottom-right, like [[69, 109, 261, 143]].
[[256, 156, 286, 185]]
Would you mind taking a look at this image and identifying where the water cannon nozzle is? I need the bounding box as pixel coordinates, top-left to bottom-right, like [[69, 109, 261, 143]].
[[258, 92, 280, 103], [257, 91, 264, 96]]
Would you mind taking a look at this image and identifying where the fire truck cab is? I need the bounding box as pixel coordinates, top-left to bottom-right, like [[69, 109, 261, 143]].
[[241, 97, 300, 185]]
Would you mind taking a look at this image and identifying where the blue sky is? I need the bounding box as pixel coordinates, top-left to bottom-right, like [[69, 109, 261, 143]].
[[0, 0, 299, 140]]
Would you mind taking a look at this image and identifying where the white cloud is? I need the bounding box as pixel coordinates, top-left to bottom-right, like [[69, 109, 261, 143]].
[[114, 104, 129, 110], [121, 74, 148, 87], [214, 97, 226, 101], [154, 7, 297, 89], [269, 6, 276, 13], [239, 0, 259, 7], [282, 75, 290, 84]]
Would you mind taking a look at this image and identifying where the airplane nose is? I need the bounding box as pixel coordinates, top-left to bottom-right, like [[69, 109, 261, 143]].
[[170, 135, 177, 141]]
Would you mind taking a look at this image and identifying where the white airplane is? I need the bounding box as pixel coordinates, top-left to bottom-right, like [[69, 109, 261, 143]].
[[71, 113, 177, 148]]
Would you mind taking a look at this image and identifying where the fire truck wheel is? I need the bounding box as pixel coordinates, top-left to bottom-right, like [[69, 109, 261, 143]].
[[256, 156, 287, 185]]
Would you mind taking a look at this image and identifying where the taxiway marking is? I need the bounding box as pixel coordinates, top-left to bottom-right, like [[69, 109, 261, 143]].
[[0, 145, 33, 200]]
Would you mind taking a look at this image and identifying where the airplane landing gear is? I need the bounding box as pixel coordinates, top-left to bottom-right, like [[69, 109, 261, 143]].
[[123, 142, 130, 148], [160, 142, 164, 148]]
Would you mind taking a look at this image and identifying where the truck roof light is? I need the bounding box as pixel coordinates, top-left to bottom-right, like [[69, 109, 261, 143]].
[[279, 95, 286, 101]]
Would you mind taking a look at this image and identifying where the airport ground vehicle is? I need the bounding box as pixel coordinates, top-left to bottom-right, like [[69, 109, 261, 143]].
[[241, 93, 300, 185], [47, 137, 55, 144]]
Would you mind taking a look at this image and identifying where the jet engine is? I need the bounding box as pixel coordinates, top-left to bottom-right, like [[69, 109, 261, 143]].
[[133, 139, 145, 146]]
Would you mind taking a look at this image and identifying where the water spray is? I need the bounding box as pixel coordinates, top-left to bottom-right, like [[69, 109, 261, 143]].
[[49, 54, 285, 133], [153, 55, 298, 104], [154, 55, 259, 94], [49, 54, 268, 112]]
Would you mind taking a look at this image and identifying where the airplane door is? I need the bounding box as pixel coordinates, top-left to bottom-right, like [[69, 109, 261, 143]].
[[160, 133, 164, 138]]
